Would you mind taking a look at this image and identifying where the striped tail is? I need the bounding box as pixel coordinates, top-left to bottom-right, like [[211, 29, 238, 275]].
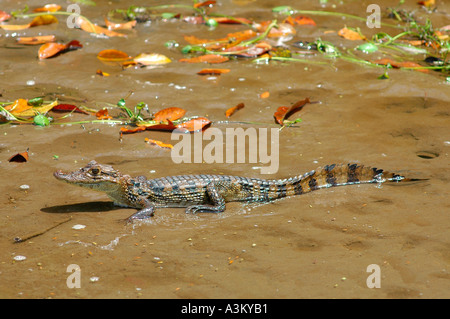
[[268, 163, 416, 200]]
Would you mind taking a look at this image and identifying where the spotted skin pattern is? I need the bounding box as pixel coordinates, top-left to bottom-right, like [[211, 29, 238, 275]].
[[54, 161, 412, 222]]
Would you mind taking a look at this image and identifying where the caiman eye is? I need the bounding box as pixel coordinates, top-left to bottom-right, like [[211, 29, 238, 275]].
[[90, 168, 100, 175]]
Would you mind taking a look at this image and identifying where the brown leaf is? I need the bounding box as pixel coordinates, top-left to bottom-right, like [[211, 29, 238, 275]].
[[175, 117, 211, 132], [225, 103, 244, 118], [97, 49, 131, 62], [153, 107, 186, 122], [33, 4, 62, 12], [338, 27, 366, 40], [104, 17, 136, 30], [17, 35, 56, 45], [144, 138, 174, 149], [0, 10, 11, 22], [8, 149, 29, 163], [197, 68, 230, 75], [52, 104, 89, 114], [78, 17, 126, 37], [179, 54, 229, 64], [273, 98, 310, 125]]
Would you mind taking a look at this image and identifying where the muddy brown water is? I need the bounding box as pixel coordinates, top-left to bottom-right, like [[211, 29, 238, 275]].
[[0, 0, 449, 299]]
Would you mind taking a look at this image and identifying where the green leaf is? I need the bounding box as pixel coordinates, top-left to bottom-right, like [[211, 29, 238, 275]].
[[272, 6, 295, 15], [33, 114, 50, 126], [356, 43, 378, 53], [206, 18, 218, 28], [28, 97, 44, 107], [181, 45, 192, 54], [161, 12, 176, 19], [117, 99, 126, 107]]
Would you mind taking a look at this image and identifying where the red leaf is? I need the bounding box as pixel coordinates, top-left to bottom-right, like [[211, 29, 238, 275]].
[[52, 104, 89, 114], [274, 98, 310, 125]]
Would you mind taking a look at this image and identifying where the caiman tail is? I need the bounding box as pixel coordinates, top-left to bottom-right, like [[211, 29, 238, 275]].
[[267, 163, 417, 200]]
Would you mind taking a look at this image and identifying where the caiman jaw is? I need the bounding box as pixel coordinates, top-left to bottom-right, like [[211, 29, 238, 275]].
[[53, 160, 123, 192]]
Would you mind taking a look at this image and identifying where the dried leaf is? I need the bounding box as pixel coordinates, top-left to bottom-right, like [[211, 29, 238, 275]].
[[104, 17, 136, 30], [52, 104, 89, 114], [95, 108, 112, 119], [338, 27, 366, 40], [417, 0, 435, 7], [4, 99, 30, 114], [273, 98, 310, 125], [33, 4, 62, 12], [38, 40, 82, 59], [193, 0, 216, 8], [96, 69, 110, 76], [77, 17, 126, 37], [259, 91, 270, 99], [16, 100, 58, 117], [197, 68, 230, 75], [145, 138, 174, 149], [132, 53, 171, 65], [8, 149, 29, 163], [153, 107, 186, 122], [175, 117, 211, 132], [225, 103, 244, 118], [179, 54, 229, 64], [0, 10, 11, 22], [29, 14, 58, 27], [17, 35, 56, 45], [372, 58, 429, 73], [212, 17, 252, 24], [294, 15, 316, 26], [97, 49, 131, 62]]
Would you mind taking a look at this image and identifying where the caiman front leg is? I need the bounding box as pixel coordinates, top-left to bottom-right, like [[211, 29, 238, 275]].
[[185, 181, 228, 214], [126, 198, 155, 223]]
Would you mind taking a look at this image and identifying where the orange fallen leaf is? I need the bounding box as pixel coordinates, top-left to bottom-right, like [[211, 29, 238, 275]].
[[77, 17, 126, 37], [256, 21, 296, 38], [97, 49, 131, 62], [4, 99, 30, 114], [179, 54, 229, 64], [175, 117, 211, 132], [194, 0, 216, 8], [8, 149, 29, 163], [259, 91, 270, 99], [417, 0, 435, 7], [104, 18, 137, 30], [197, 68, 230, 75], [38, 40, 82, 59], [0, 10, 11, 22], [17, 35, 56, 45], [153, 107, 186, 122], [372, 58, 429, 73], [33, 4, 62, 12], [145, 138, 174, 149], [294, 15, 316, 26], [96, 69, 110, 76], [225, 103, 244, 118], [0, 14, 58, 30], [274, 98, 310, 125], [338, 27, 366, 40], [96, 108, 113, 119]]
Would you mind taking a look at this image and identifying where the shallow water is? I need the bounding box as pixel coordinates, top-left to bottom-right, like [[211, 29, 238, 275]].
[[0, 0, 449, 298]]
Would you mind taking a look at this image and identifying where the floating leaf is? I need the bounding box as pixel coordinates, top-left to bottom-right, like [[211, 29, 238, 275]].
[[17, 35, 56, 45], [294, 15, 316, 26], [225, 103, 244, 118], [77, 17, 126, 37], [175, 117, 211, 132], [33, 4, 62, 12], [97, 49, 131, 62], [0, 14, 58, 30], [197, 68, 230, 75], [33, 113, 50, 126], [133, 53, 171, 65], [338, 27, 366, 40], [372, 58, 429, 73], [417, 0, 435, 7], [179, 54, 229, 64], [96, 108, 112, 120], [356, 42, 378, 53], [96, 69, 110, 76], [211, 17, 252, 24], [104, 17, 136, 30], [38, 40, 82, 59], [4, 99, 29, 114], [8, 149, 29, 163], [145, 138, 174, 149], [153, 107, 186, 122], [274, 98, 310, 125], [193, 0, 216, 8], [15, 100, 58, 117], [259, 91, 270, 99], [52, 104, 89, 114], [0, 10, 11, 22]]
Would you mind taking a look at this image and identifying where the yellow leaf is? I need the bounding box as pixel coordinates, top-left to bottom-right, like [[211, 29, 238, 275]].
[[17, 100, 58, 117], [133, 53, 171, 65]]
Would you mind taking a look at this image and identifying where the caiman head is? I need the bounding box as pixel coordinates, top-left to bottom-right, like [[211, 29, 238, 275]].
[[53, 160, 124, 193]]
